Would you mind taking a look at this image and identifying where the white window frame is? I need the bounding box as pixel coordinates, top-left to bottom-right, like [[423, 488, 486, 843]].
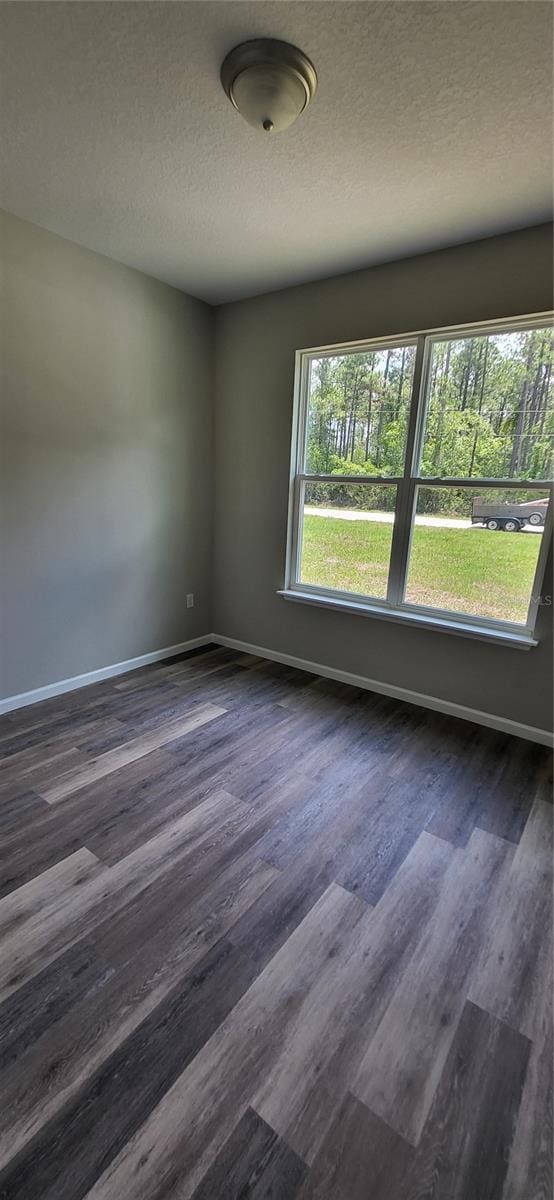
[[281, 312, 554, 649]]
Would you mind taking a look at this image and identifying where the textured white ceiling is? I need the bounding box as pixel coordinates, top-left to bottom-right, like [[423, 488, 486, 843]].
[[1, 1, 552, 304]]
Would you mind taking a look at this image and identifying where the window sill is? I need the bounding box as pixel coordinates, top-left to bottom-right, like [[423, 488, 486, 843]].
[[277, 589, 538, 649]]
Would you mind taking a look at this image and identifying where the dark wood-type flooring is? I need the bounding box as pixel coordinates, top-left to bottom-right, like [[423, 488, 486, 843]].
[[0, 644, 552, 1200]]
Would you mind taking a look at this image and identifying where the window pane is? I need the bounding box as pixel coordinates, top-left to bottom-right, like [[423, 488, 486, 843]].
[[305, 344, 417, 475], [405, 487, 549, 625], [300, 482, 397, 600], [419, 326, 554, 480]]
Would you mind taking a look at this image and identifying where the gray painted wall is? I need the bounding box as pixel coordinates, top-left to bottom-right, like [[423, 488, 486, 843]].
[[213, 225, 553, 734], [1, 211, 213, 698], [2, 214, 552, 732]]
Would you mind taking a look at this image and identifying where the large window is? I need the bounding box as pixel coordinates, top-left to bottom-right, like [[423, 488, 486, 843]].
[[284, 316, 553, 644]]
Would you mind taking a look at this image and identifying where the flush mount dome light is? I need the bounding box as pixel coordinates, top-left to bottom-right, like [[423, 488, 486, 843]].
[[220, 38, 317, 134]]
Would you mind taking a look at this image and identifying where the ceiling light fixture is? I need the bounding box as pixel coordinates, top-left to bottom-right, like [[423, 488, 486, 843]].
[[220, 38, 317, 134]]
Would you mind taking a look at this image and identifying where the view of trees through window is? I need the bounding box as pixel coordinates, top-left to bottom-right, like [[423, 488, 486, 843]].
[[421, 328, 554, 492], [306, 344, 416, 478], [306, 328, 553, 516], [294, 321, 553, 628]]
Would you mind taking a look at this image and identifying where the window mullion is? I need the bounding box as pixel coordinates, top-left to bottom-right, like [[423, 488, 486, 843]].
[[285, 350, 310, 589], [287, 477, 303, 588], [525, 492, 553, 630], [298, 473, 403, 485], [387, 336, 427, 606], [412, 476, 552, 490]]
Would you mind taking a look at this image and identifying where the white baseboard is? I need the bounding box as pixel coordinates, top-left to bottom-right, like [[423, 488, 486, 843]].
[[213, 633, 554, 748], [2, 629, 552, 747], [0, 635, 214, 715]]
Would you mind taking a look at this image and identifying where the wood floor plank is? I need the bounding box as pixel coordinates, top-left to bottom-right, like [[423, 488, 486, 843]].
[[277, 831, 454, 1164], [173, 702, 340, 808], [0, 789, 48, 840], [0, 703, 290, 898], [0, 748, 87, 804], [401, 1001, 531, 1200], [99, 679, 202, 728], [0, 850, 279, 1166], [468, 796, 553, 1039], [471, 796, 554, 1200], [153, 662, 288, 719], [502, 923, 553, 1200], [476, 738, 551, 844], [177, 657, 312, 713], [75, 719, 137, 756], [242, 695, 423, 852], [82, 883, 373, 1200], [249, 890, 383, 1150], [0, 749, 193, 896], [251, 709, 446, 905], [161, 649, 249, 687], [159, 643, 221, 666], [425, 724, 507, 848], [0, 933, 112, 1073], [296, 1091, 413, 1200], [0, 719, 129, 801], [0, 646, 550, 1199], [40, 702, 227, 804], [227, 844, 334, 972], [0, 678, 124, 736], [154, 699, 295, 807], [330, 766, 445, 904], [190, 1107, 307, 1200], [0, 736, 82, 782], [0, 790, 246, 1001], [0, 712, 122, 760], [352, 827, 513, 1145], [0, 941, 269, 1199], [0, 848, 103, 943]]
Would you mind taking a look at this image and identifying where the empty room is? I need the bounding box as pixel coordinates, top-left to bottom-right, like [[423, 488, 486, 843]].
[[0, 2, 552, 1198]]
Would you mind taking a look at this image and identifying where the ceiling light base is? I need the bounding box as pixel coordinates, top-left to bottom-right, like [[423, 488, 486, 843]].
[[220, 38, 317, 134]]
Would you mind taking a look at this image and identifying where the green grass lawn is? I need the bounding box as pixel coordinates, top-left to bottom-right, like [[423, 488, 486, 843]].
[[300, 514, 541, 623]]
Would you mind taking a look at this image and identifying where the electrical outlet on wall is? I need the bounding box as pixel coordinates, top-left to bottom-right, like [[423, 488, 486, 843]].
[[186, 593, 194, 608]]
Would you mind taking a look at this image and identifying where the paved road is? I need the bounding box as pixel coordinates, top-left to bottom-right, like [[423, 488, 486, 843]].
[[304, 506, 541, 532]]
